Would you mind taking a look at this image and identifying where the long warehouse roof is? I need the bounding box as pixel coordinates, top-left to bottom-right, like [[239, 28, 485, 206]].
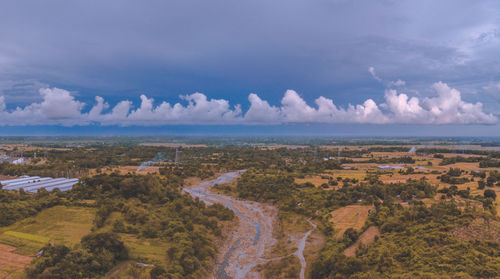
[[1, 176, 79, 193], [3, 178, 68, 190], [4, 177, 53, 187], [1, 176, 41, 184]]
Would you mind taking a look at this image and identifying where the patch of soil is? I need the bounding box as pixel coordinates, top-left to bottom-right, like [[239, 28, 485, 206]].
[[0, 243, 33, 271]]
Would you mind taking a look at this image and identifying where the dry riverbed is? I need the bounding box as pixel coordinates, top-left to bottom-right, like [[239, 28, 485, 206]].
[[184, 171, 278, 279], [184, 171, 321, 279]]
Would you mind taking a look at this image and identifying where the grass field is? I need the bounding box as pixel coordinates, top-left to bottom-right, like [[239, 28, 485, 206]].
[[4, 231, 50, 243], [89, 165, 161, 175], [99, 212, 172, 266], [343, 226, 380, 257], [294, 175, 329, 187], [120, 234, 171, 265], [0, 205, 96, 255], [325, 169, 367, 181], [0, 206, 96, 278], [330, 205, 374, 238]]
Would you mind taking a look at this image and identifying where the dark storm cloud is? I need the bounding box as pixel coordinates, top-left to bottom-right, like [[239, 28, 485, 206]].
[[0, 0, 499, 121]]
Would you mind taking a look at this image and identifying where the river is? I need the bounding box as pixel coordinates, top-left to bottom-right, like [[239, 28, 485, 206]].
[[183, 171, 278, 279]]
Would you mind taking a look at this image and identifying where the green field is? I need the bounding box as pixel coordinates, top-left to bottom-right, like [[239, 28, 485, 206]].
[[0, 205, 96, 255], [4, 231, 50, 243], [100, 212, 171, 266]]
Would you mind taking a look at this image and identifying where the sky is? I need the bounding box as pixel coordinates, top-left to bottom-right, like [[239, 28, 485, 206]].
[[0, 0, 499, 136]]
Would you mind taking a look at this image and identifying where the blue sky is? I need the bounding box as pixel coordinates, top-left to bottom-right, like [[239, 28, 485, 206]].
[[0, 0, 499, 135]]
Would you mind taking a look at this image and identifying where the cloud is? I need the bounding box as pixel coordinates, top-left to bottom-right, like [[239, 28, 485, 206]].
[[38, 88, 85, 120], [388, 79, 406, 87], [1, 0, 500, 115], [483, 82, 500, 101], [384, 82, 497, 124], [245, 93, 281, 123], [0, 88, 86, 126], [0, 83, 496, 126], [368, 66, 382, 82], [369, 66, 406, 88], [0, 95, 5, 111]]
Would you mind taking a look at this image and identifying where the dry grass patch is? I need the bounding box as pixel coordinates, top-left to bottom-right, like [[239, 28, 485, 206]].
[[89, 165, 161, 175], [378, 173, 441, 185], [111, 165, 160, 175], [369, 151, 414, 158], [184, 176, 203, 186], [0, 243, 33, 278], [325, 169, 366, 181], [343, 226, 380, 257], [294, 176, 329, 187], [330, 205, 374, 238], [136, 166, 160, 174], [438, 162, 480, 171], [452, 218, 500, 241]]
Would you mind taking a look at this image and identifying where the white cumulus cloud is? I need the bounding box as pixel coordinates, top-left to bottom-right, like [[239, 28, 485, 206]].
[[0, 83, 496, 126], [370, 66, 406, 88]]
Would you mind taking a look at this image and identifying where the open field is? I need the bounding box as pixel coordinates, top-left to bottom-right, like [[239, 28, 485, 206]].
[[0, 206, 95, 277], [0, 243, 33, 279], [344, 226, 380, 257], [120, 234, 171, 265], [0, 206, 96, 253], [4, 231, 50, 243], [452, 218, 500, 241], [99, 212, 176, 266], [294, 175, 329, 187], [325, 169, 367, 181], [89, 165, 162, 175], [330, 205, 374, 238], [0, 144, 71, 152]]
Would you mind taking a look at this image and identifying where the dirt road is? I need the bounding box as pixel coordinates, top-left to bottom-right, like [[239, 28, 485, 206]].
[[184, 171, 278, 279], [293, 219, 317, 279]]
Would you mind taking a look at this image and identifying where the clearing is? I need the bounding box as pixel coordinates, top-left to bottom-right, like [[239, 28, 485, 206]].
[[343, 226, 380, 257], [294, 175, 329, 187], [330, 205, 374, 238], [452, 218, 500, 241], [0, 243, 33, 279], [0, 205, 96, 255]]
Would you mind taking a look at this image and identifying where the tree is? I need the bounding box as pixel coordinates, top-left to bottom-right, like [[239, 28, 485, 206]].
[[343, 228, 359, 245], [150, 266, 168, 279], [81, 232, 128, 261], [484, 189, 497, 200]]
